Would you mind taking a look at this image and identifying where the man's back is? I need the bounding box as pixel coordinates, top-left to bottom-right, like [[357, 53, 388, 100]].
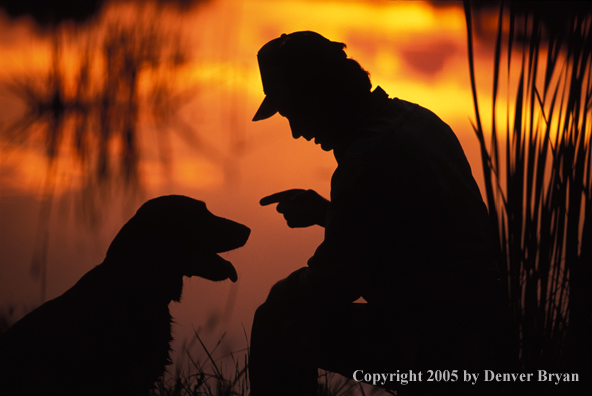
[[308, 88, 499, 311]]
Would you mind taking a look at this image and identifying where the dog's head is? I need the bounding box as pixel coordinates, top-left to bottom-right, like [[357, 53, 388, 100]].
[[105, 196, 250, 300]]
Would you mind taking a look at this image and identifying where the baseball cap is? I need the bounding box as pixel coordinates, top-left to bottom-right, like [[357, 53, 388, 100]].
[[252, 31, 348, 121]]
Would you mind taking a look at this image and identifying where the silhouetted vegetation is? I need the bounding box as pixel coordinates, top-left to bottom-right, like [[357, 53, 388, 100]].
[[465, 1, 591, 393], [0, 4, 199, 299], [1, 2, 236, 225], [152, 332, 385, 396], [4, 18, 189, 196]]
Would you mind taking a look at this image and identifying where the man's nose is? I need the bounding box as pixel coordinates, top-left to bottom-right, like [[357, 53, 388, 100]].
[[288, 120, 307, 140]]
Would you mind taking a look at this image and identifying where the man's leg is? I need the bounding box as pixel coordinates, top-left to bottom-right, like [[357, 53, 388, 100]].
[[249, 298, 409, 396], [249, 297, 319, 396], [249, 283, 515, 396]]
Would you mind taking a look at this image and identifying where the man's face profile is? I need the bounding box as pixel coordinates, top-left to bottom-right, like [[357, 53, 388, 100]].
[[277, 93, 339, 152]]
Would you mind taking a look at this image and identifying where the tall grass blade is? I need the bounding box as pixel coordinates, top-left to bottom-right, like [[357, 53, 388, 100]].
[[464, 1, 591, 392]]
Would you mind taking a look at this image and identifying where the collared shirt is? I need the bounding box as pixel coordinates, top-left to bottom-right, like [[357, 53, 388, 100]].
[[302, 86, 499, 311]]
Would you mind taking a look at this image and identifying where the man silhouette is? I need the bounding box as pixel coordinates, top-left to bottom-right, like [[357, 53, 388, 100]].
[[250, 31, 511, 396]]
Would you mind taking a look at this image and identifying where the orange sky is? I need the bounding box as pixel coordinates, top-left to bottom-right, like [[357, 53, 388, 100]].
[[0, 0, 500, 361]]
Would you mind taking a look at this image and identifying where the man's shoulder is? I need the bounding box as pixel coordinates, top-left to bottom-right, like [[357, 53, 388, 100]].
[[337, 96, 442, 162], [387, 97, 452, 132]]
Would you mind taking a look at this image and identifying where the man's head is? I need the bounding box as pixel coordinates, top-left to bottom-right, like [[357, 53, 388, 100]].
[[252, 31, 372, 151]]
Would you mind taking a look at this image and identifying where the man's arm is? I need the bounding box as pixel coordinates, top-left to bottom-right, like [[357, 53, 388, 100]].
[[265, 159, 384, 304]]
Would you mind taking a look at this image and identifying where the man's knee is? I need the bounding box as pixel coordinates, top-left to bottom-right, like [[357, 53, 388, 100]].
[[252, 301, 272, 325], [252, 297, 312, 336], [251, 298, 319, 373], [253, 298, 294, 328]]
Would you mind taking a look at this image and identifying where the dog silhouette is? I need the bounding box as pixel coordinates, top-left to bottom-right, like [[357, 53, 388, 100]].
[[0, 195, 250, 395]]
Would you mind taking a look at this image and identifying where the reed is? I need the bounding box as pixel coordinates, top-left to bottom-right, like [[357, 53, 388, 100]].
[[464, 0, 591, 386]]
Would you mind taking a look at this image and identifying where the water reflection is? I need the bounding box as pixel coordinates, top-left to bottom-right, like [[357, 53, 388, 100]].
[[0, 2, 209, 301], [2, 4, 197, 215]]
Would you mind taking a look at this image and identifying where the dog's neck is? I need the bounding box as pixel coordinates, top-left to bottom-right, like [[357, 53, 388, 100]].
[[79, 257, 186, 305]]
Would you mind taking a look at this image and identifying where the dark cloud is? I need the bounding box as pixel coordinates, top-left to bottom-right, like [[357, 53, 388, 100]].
[[0, 0, 208, 27], [0, 0, 104, 26]]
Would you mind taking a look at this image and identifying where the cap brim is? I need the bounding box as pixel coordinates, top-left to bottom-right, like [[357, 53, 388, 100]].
[[252, 95, 278, 121]]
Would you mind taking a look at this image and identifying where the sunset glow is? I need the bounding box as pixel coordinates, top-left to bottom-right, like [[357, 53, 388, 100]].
[[0, 0, 503, 371], [0, 0, 492, 198]]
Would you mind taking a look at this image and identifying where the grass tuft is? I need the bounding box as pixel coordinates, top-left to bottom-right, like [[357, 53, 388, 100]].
[[150, 331, 389, 396]]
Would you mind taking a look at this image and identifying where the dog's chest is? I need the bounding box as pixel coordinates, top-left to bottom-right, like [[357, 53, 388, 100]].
[[119, 301, 175, 375]]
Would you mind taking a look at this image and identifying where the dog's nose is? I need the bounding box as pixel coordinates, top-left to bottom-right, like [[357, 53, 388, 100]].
[[237, 223, 251, 244]]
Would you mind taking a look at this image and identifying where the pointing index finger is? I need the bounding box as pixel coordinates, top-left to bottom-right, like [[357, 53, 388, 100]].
[[260, 189, 303, 206]]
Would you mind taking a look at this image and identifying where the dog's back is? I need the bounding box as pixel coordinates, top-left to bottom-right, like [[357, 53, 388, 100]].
[[0, 262, 174, 395]]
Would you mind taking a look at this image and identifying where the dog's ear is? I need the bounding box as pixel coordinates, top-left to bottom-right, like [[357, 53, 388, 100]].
[[104, 196, 193, 261], [105, 215, 142, 261]]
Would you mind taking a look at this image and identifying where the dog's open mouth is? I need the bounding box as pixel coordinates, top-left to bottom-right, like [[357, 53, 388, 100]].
[[191, 252, 239, 282], [186, 220, 250, 282]]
